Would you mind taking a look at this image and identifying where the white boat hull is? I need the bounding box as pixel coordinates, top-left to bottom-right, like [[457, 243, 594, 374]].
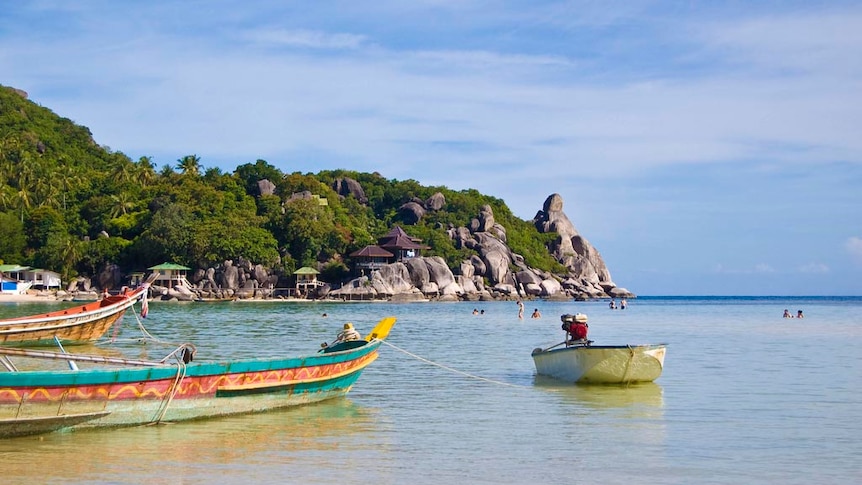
[[532, 344, 667, 384]]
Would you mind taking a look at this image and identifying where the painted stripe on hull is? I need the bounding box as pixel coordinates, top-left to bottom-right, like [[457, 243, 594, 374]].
[[0, 341, 382, 430]]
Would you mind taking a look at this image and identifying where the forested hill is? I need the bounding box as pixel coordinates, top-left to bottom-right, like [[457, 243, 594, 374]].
[[0, 84, 569, 286]]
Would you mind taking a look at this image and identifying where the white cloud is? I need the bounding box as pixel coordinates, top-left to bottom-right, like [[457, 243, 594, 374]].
[[242, 29, 367, 50], [846, 237, 862, 265], [798, 263, 830, 274], [712, 263, 775, 274], [754, 263, 775, 274]]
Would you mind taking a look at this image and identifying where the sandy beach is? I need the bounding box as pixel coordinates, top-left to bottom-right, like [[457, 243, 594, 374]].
[[0, 292, 69, 303]]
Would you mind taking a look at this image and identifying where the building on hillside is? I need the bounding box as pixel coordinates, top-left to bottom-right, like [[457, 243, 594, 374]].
[[377, 226, 430, 262], [348, 226, 430, 275], [349, 245, 395, 274], [148, 262, 192, 289]]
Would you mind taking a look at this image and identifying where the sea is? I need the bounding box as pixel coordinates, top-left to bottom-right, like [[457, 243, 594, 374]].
[[0, 296, 860, 485]]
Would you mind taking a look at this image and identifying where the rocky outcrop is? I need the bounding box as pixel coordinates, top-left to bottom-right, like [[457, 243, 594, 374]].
[[399, 200, 426, 225], [426, 192, 446, 211], [332, 193, 633, 301], [124, 185, 631, 302], [533, 193, 632, 298], [332, 177, 368, 204], [257, 179, 276, 196]]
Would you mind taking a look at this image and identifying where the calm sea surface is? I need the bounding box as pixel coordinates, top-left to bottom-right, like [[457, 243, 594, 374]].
[[0, 296, 860, 484]]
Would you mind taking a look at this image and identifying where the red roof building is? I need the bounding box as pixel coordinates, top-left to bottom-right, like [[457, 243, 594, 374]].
[[349, 226, 429, 274]]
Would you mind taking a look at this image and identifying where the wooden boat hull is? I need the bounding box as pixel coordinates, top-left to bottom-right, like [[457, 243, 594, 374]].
[[0, 278, 153, 345], [531, 344, 667, 384], [0, 339, 383, 437]]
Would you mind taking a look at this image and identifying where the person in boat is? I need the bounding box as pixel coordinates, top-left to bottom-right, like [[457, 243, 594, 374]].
[[334, 322, 361, 343], [783, 309, 792, 318]]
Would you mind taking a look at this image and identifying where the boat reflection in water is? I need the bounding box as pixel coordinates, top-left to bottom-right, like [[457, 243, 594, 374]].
[[0, 398, 382, 483], [533, 375, 665, 413]]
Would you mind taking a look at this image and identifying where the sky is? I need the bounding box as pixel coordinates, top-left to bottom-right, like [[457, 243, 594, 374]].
[[2, 0, 861, 296]]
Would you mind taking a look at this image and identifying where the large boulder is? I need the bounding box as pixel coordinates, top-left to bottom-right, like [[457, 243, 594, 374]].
[[332, 177, 368, 204], [540, 278, 562, 296], [404, 258, 430, 289], [220, 261, 240, 289], [399, 201, 426, 225], [425, 256, 455, 289], [376, 263, 415, 294], [478, 205, 495, 232], [257, 179, 276, 196], [426, 192, 446, 211], [97, 264, 124, 290]]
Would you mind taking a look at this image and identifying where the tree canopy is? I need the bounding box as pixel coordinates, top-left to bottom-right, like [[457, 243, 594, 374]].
[[0, 84, 561, 283]]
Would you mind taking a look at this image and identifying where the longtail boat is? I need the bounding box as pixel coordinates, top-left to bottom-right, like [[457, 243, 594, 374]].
[[531, 313, 667, 384], [0, 316, 396, 438], [0, 273, 157, 345]]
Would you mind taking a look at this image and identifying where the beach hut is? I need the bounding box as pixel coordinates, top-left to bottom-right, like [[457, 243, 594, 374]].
[[148, 262, 192, 289], [22, 268, 62, 290], [294, 267, 324, 296], [0, 265, 33, 294]]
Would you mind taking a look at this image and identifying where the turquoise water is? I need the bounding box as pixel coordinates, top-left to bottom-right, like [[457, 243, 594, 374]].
[[0, 297, 860, 484]]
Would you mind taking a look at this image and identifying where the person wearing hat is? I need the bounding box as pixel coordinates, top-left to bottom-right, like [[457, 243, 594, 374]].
[[335, 322, 361, 343]]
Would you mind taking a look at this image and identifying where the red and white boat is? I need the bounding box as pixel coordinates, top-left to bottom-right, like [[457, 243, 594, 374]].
[[0, 274, 155, 345]]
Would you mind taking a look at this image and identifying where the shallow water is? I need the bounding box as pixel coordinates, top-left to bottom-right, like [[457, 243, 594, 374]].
[[0, 297, 860, 484]]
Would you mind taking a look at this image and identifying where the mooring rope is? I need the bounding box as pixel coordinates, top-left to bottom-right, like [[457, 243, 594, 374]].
[[97, 299, 182, 350], [380, 340, 530, 389], [152, 359, 187, 425]]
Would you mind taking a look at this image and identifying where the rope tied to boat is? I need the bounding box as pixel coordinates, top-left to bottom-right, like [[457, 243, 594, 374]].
[[380, 340, 531, 389], [621, 345, 636, 383], [152, 356, 188, 425]]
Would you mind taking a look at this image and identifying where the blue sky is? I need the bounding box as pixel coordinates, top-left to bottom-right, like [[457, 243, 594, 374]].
[[2, 1, 861, 295]]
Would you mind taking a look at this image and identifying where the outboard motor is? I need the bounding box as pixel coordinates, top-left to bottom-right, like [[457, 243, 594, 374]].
[[561, 313, 589, 343]]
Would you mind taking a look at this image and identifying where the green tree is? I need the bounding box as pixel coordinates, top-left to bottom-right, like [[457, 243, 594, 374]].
[[177, 154, 202, 177], [0, 211, 26, 262]]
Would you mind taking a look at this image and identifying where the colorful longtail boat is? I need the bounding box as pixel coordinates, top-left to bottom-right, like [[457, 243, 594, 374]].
[[0, 316, 396, 438], [0, 273, 157, 345]]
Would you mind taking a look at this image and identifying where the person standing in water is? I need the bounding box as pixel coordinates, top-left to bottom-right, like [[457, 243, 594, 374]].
[[517, 300, 524, 319]]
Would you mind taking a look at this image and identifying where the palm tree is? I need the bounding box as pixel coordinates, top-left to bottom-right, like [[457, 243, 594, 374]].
[[59, 236, 81, 282], [177, 155, 202, 177], [55, 163, 82, 212], [110, 157, 134, 184], [110, 193, 136, 218], [135, 156, 158, 186]]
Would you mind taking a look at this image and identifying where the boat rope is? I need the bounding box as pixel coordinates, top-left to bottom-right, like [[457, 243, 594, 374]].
[[622, 345, 635, 383], [102, 303, 179, 347], [152, 360, 187, 425], [380, 340, 530, 389]]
